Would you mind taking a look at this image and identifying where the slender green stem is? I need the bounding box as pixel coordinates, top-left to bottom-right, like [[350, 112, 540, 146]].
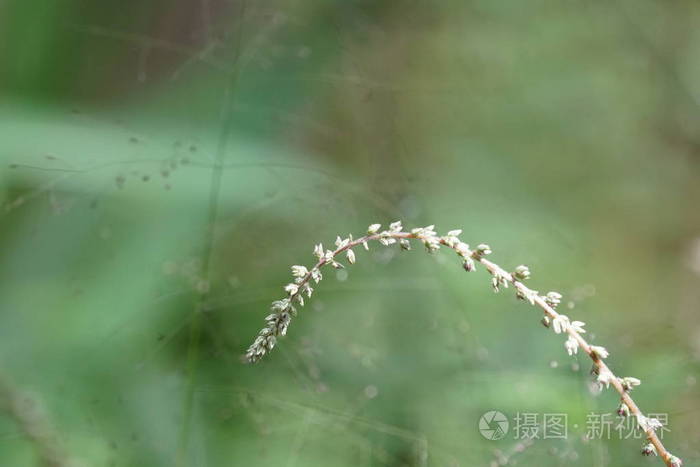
[[176, 3, 247, 464]]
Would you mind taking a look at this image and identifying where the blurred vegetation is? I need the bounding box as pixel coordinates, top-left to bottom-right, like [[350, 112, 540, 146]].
[[1, 1, 699, 466]]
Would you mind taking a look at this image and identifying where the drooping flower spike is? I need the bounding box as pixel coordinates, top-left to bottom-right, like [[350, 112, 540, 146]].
[[244, 222, 681, 467]]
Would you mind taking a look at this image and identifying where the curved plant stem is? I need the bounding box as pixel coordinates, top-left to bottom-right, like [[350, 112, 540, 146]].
[[245, 225, 682, 466], [477, 253, 674, 465]]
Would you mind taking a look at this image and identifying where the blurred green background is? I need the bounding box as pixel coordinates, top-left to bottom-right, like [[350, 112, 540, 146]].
[[1, 1, 699, 466]]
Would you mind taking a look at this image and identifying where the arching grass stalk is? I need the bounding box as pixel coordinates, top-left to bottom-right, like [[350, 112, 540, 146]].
[[244, 222, 682, 466]]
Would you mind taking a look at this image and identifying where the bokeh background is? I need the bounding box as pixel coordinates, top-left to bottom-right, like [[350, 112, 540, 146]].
[[1, 1, 699, 466]]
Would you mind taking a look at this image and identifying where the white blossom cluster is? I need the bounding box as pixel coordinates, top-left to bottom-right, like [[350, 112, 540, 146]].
[[245, 221, 451, 362], [243, 221, 683, 466]]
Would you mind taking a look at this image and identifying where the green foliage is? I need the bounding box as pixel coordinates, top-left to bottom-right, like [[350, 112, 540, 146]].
[[0, 1, 698, 465]]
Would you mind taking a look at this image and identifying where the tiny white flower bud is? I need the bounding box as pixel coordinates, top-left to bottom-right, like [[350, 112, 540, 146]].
[[596, 367, 614, 388], [291, 265, 308, 278], [620, 376, 641, 391], [590, 345, 609, 359], [271, 299, 290, 312], [544, 291, 563, 308], [646, 417, 663, 431], [462, 258, 475, 272], [525, 289, 537, 305], [513, 265, 531, 281], [455, 242, 470, 257], [617, 402, 630, 417], [552, 314, 570, 334], [302, 283, 313, 298], [641, 443, 657, 456], [335, 236, 349, 248], [422, 236, 440, 252], [570, 321, 586, 333], [346, 249, 356, 264], [367, 224, 381, 234], [475, 243, 492, 256], [565, 336, 579, 355]]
